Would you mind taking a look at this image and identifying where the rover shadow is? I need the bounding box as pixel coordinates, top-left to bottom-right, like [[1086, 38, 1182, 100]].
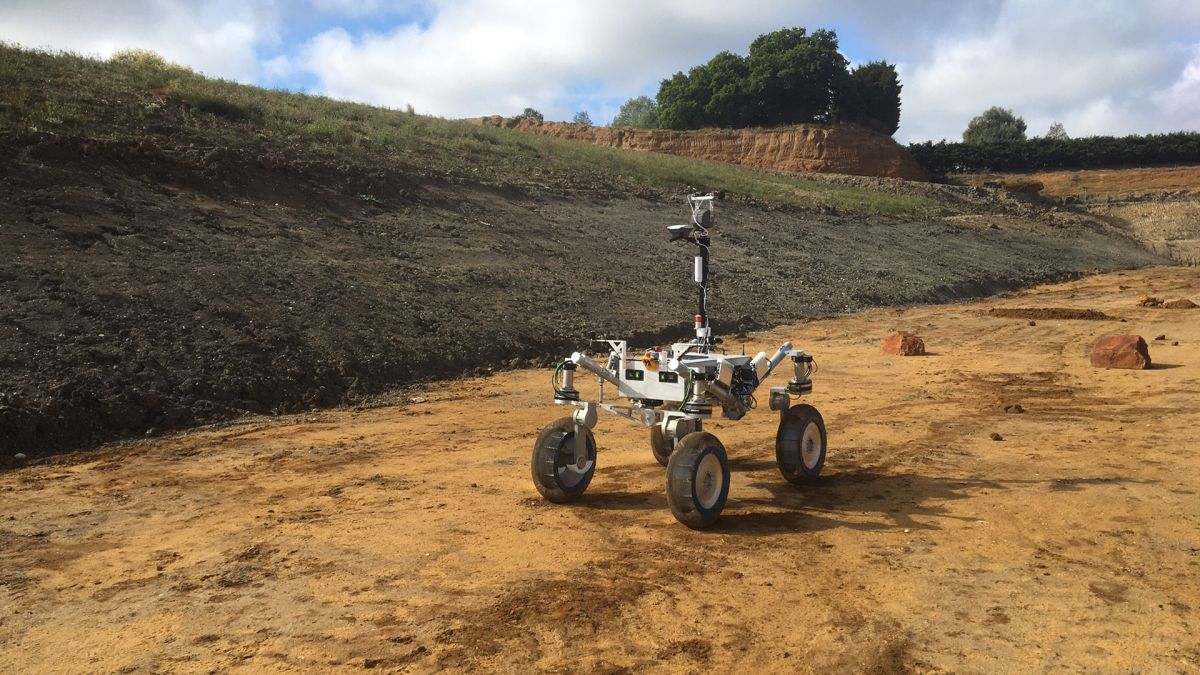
[[709, 471, 998, 535], [726, 456, 777, 473], [719, 470, 1153, 535], [580, 469, 1008, 531], [580, 489, 666, 511], [580, 468, 1149, 535]]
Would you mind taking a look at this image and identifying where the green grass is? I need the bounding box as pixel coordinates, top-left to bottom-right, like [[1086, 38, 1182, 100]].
[[0, 43, 937, 216]]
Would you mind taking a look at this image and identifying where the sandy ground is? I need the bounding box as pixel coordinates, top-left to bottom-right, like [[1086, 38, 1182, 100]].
[[2, 266, 1199, 673]]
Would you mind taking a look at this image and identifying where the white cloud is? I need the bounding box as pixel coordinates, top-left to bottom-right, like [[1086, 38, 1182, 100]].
[[1, 0, 1197, 140], [290, 0, 1200, 139], [898, 0, 1200, 140], [292, 0, 822, 119], [0, 0, 281, 82], [1153, 44, 1200, 131]]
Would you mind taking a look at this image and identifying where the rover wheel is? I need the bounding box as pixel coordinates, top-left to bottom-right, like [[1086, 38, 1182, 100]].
[[531, 417, 596, 503], [650, 425, 676, 466], [776, 404, 826, 485], [666, 432, 730, 528]]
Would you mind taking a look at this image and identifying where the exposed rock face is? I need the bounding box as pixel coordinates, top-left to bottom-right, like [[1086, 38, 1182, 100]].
[[881, 331, 926, 356], [1090, 335, 1151, 369], [468, 117, 927, 181]]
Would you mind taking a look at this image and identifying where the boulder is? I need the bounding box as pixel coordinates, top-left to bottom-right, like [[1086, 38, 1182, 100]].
[[1137, 294, 1163, 307], [881, 331, 926, 356], [1090, 335, 1151, 370]]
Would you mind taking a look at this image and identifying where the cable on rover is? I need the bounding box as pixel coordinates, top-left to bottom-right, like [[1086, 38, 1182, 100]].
[[677, 372, 694, 411], [552, 361, 567, 397]]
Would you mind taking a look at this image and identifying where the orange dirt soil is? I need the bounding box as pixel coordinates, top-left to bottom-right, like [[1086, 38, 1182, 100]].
[[468, 116, 927, 181], [3, 267, 1199, 673], [956, 165, 1200, 198]]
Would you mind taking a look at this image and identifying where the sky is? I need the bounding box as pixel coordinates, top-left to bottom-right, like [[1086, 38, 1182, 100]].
[[1, 0, 1197, 143]]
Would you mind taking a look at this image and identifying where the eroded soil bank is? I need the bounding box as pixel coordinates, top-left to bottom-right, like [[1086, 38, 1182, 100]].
[[2, 267, 1197, 672], [0, 134, 1167, 456]]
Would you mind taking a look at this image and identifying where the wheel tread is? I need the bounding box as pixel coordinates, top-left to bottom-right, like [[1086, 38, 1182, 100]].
[[531, 417, 595, 503], [775, 404, 826, 485], [666, 431, 729, 528]]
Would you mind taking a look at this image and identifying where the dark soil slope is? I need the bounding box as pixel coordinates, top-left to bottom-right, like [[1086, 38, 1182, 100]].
[[0, 131, 1167, 456]]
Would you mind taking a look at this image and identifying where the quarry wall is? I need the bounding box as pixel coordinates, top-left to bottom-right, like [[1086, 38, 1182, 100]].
[[469, 116, 927, 181]]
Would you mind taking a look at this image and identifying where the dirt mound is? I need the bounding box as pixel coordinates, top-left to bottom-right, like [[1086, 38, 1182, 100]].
[[469, 117, 927, 181], [1165, 298, 1199, 309], [957, 165, 1200, 199], [988, 308, 1116, 320], [978, 177, 1044, 194], [1138, 295, 1199, 309]]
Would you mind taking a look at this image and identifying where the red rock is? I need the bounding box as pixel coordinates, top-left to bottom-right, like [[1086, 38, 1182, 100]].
[[1137, 294, 1163, 307], [881, 331, 926, 356], [1090, 335, 1151, 370], [1163, 298, 1198, 309]]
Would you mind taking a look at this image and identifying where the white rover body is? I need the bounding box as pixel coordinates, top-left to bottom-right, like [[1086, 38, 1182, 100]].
[[532, 192, 828, 528]]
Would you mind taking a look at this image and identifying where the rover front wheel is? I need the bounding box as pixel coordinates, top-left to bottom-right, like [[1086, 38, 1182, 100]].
[[776, 404, 826, 485], [531, 417, 596, 503], [665, 432, 729, 528]]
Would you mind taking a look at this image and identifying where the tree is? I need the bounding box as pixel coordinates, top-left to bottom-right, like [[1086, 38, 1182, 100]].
[[572, 111, 593, 126], [963, 106, 1027, 144], [745, 27, 847, 126], [611, 95, 659, 128], [656, 70, 708, 130], [835, 61, 901, 135], [645, 26, 904, 133], [701, 51, 752, 128], [654, 51, 752, 130], [515, 107, 544, 123], [1046, 121, 1069, 140], [654, 27, 865, 130]]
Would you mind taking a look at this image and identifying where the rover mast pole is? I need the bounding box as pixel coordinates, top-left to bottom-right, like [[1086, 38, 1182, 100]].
[[696, 231, 710, 345]]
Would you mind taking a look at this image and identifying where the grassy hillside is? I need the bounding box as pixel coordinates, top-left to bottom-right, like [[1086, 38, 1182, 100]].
[[0, 43, 934, 215]]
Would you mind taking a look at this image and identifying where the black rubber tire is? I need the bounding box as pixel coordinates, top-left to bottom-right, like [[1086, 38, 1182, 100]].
[[651, 416, 701, 466], [531, 417, 596, 503], [666, 432, 730, 528], [650, 425, 675, 466], [776, 404, 827, 485]]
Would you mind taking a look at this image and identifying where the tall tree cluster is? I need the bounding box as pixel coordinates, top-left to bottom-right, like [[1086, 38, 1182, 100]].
[[619, 27, 902, 136]]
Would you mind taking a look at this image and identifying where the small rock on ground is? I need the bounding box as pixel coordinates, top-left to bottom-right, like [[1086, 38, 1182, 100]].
[[881, 331, 926, 356]]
